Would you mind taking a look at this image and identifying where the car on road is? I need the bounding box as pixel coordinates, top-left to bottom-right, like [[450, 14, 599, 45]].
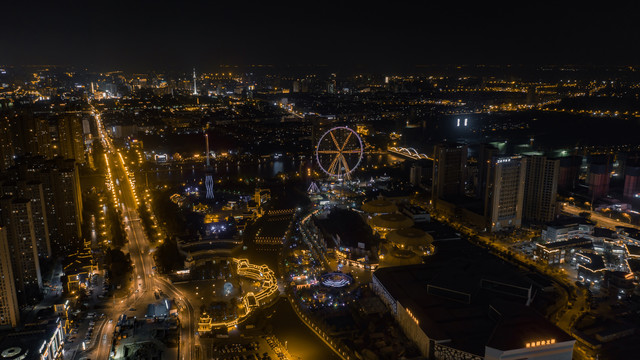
[[129, 308, 136, 311]]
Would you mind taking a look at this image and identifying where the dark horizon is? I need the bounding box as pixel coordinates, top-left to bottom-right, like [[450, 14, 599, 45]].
[[3, 2, 640, 71]]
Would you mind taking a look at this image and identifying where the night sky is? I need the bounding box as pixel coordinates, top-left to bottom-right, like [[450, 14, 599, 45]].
[[2, 1, 640, 71]]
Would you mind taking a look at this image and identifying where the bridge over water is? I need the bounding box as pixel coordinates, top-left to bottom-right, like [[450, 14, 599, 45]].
[[388, 146, 432, 160]]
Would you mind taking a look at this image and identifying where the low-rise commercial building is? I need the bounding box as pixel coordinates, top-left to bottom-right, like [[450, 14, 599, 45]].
[[577, 252, 607, 285], [541, 217, 594, 242], [372, 240, 574, 359], [535, 238, 592, 265], [0, 317, 66, 360]]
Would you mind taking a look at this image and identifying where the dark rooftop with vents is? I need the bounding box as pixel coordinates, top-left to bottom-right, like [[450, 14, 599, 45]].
[[373, 239, 573, 356]]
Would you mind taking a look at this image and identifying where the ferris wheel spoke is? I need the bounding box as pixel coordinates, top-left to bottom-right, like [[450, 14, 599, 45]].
[[341, 149, 362, 154], [339, 154, 351, 175], [339, 132, 352, 151], [317, 150, 340, 154], [327, 154, 341, 175], [329, 131, 341, 150]]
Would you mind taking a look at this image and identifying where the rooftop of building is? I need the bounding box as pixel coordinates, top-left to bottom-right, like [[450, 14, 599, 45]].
[[373, 239, 572, 355], [113, 314, 179, 360], [617, 226, 640, 240], [626, 244, 640, 257], [361, 198, 397, 214], [315, 209, 379, 250], [627, 259, 640, 273], [0, 318, 64, 360], [538, 238, 592, 250], [546, 216, 594, 229], [593, 227, 617, 239], [386, 227, 433, 248], [578, 252, 606, 272], [371, 213, 414, 230], [63, 247, 95, 274]]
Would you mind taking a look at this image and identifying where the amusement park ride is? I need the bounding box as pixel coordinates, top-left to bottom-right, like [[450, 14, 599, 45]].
[[309, 125, 365, 203], [315, 126, 364, 180]]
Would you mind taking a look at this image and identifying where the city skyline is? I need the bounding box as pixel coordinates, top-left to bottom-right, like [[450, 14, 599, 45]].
[[3, 4, 640, 360]]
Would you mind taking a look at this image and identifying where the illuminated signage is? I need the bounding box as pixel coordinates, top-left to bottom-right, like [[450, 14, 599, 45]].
[[526, 339, 556, 348]]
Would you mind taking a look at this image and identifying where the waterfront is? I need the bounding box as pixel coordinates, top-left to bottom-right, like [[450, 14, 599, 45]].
[[143, 153, 405, 187]]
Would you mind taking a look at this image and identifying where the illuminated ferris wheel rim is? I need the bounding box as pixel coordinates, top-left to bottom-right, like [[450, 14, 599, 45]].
[[315, 126, 364, 178]]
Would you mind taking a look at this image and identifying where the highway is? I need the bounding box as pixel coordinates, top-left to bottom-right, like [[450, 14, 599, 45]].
[[561, 203, 640, 231], [85, 109, 198, 360]]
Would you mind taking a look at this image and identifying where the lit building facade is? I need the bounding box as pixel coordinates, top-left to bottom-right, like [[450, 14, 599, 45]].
[[0, 227, 20, 329], [0, 114, 12, 171], [1, 180, 51, 259], [55, 114, 85, 164], [541, 218, 594, 242], [0, 317, 66, 360], [485, 156, 527, 231], [523, 156, 559, 224], [0, 197, 43, 299], [9, 111, 53, 159], [432, 143, 467, 204]]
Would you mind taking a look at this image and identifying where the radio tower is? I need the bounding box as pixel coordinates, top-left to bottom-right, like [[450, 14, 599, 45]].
[[192, 67, 198, 96], [205, 132, 214, 199]]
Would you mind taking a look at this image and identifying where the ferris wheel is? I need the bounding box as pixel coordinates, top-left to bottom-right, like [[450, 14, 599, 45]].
[[315, 126, 364, 180]]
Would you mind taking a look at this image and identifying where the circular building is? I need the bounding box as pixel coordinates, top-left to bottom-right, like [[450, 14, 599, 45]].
[[386, 227, 434, 257], [371, 213, 414, 237], [0, 347, 27, 360], [362, 199, 397, 215]]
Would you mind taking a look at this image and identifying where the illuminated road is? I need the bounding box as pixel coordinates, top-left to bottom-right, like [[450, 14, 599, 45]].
[[561, 203, 639, 230], [88, 109, 197, 360]]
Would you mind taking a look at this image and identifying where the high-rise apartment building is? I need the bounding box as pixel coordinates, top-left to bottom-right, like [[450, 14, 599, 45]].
[[0, 197, 42, 301], [623, 164, 640, 202], [523, 156, 560, 223], [10, 112, 52, 158], [409, 164, 422, 186], [0, 180, 51, 259], [432, 143, 468, 203], [588, 162, 610, 200], [0, 226, 20, 329], [558, 155, 582, 192], [0, 114, 13, 171], [475, 144, 498, 200], [485, 156, 527, 232], [5, 156, 83, 255], [55, 114, 85, 164], [21, 181, 51, 258], [54, 161, 83, 249]]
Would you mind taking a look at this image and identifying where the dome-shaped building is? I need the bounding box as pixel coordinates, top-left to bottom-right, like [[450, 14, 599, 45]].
[[362, 199, 397, 215], [386, 227, 434, 257], [370, 213, 414, 237]]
